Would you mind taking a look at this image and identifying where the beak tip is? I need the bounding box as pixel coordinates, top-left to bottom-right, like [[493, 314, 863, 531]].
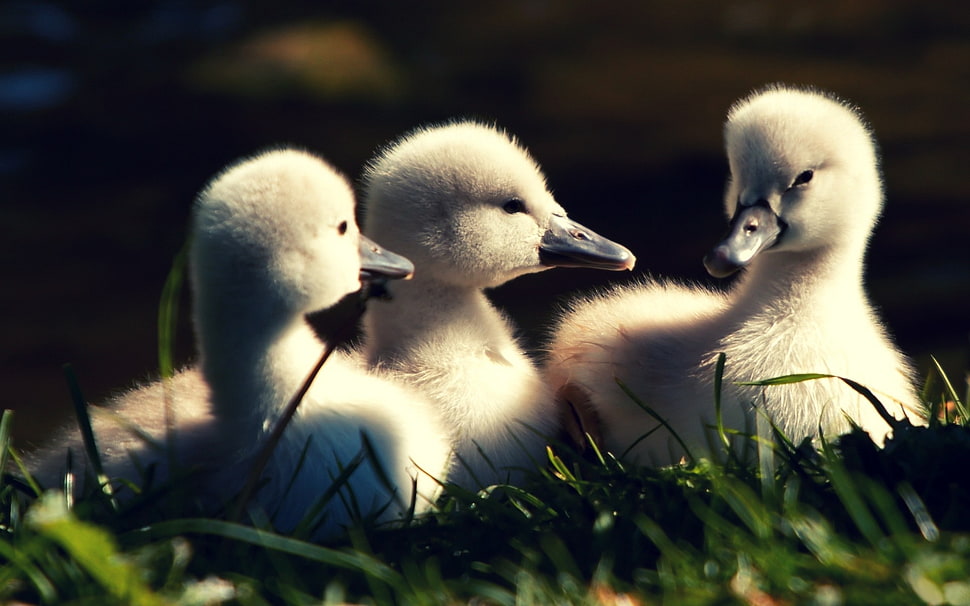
[[702, 248, 742, 278], [623, 253, 637, 271]]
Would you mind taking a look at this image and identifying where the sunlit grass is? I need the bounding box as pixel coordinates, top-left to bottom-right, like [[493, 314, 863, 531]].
[[3, 368, 970, 605], [2, 347, 968, 603]]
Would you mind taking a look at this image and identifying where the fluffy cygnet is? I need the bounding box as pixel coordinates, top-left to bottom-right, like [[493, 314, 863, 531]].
[[360, 121, 635, 488], [546, 85, 925, 465], [26, 367, 216, 504], [28, 148, 453, 539]]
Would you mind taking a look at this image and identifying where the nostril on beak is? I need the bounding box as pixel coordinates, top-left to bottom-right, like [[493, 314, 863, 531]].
[[571, 229, 591, 240]]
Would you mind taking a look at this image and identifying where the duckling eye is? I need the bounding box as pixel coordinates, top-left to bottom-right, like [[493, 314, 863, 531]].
[[502, 199, 526, 214], [791, 170, 814, 188], [337, 220, 348, 235]]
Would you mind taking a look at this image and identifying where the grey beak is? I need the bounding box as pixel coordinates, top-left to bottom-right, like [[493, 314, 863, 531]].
[[359, 235, 414, 282], [703, 203, 785, 278], [539, 214, 636, 271]]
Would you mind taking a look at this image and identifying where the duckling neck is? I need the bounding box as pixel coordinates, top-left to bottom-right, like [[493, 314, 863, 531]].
[[364, 276, 512, 364], [732, 244, 871, 326], [198, 309, 325, 442]]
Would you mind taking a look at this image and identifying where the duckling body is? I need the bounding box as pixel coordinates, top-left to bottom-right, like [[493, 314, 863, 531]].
[[27, 148, 452, 538], [361, 122, 635, 487], [26, 368, 216, 500], [546, 86, 923, 465]]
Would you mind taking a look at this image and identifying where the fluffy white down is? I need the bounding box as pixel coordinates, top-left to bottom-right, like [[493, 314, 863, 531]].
[[545, 86, 925, 466], [361, 122, 577, 487], [26, 148, 452, 539], [25, 368, 217, 503]]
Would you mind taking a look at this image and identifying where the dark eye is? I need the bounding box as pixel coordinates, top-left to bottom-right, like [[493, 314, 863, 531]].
[[503, 199, 526, 214], [337, 220, 348, 235], [792, 170, 814, 187]]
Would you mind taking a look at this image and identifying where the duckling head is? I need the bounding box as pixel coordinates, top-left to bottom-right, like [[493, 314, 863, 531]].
[[192, 148, 412, 329], [705, 85, 883, 277], [362, 121, 634, 289]]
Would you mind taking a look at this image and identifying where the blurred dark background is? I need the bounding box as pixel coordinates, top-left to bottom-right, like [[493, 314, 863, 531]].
[[2, 1, 968, 448]]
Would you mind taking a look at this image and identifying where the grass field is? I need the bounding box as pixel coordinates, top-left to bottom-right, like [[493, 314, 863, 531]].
[[2, 360, 968, 605]]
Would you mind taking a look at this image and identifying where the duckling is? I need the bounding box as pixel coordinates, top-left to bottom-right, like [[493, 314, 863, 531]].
[[28, 148, 453, 538], [546, 85, 925, 465], [360, 121, 635, 488], [26, 365, 216, 503]]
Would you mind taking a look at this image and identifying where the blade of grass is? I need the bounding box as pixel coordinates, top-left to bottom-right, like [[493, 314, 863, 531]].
[[546, 446, 580, 486], [712, 475, 773, 540], [930, 355, 968, 423], [897, 481, 940, 542], [28, 493, 167, 606], [7, 448, 44, 499], [230, 299, 367, 525], [157, 240, 190, 486], [754, 407, 776, 502], [157, 239, 189, 380], [737, 373, 833, 386], [585, 431, 610, 467], [713, 352, 731, 452], [739, 372, 903, 429], [0, 537, 59, 602], [296, 450, 368, 539], [615, 379, 694, 463], [359, 429, 407, 515], [0, 410, 14, 489], [62, 364, 116, 507], [786, 509, 857, 569], [347, 526, 395, 604], [131, 517, 404, 586], [820, 443, 885, 547]]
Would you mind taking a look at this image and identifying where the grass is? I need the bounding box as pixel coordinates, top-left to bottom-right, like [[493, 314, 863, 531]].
[[3, 252, 969, 603], [2, 362, 969, 604]]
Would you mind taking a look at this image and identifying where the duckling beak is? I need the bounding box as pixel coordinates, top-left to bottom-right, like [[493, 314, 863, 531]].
[[703, 203, 785, 278], [539, 215, 636, 271], [358, 235, 414, 282]]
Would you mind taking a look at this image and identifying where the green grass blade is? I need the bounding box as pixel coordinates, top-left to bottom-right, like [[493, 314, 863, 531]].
[[786, 510, 856, 569], [713, 352, 731, 452], [930, 355, 968, 423], [546, 446, 579, 485], [230, 346, 335, 524], [585, 431, 609, 466], [359, 429, 407, 515], [713, 476, 773, 540], [821, 446, 885, 547], [0, 536, 59, 602], [63, 364, 101, 478], [62, 364, 116, 506], [131, 518, 404, 587], [929, 355, 964, 408], [0, 410, 14, 489], [28, 493, 168, 605], [737, 373, 834, 386], [157, 240, 189, 380], [157, 241, 190, 478], [740, 372, 903, 429], [347, 527, 396, 605], [897, 481, 940, 542], [615, 378, 694, 463], [6, 447, 44, 498], [292, 450, 367, 539], [836, 376, 902, 429]]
